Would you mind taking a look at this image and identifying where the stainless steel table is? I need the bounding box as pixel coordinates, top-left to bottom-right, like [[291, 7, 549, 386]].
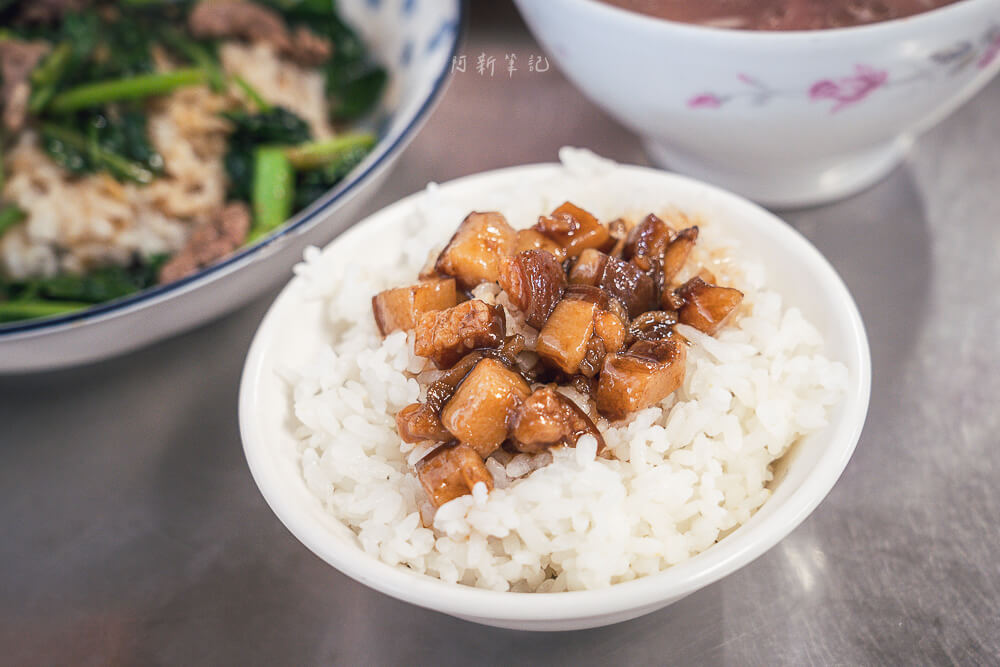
[[2, 4, 998, 664]]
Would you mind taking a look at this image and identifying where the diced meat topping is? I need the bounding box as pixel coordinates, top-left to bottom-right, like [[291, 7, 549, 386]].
[[414, 299, 506, 368], [416, 442, 493, 507], [509, 386, 605, 453], [158, 202, 251, 283], [435, 211, 516, 289], [568, 248, 608, 286], [499, 250, 566, 329], [624, 213, 673, 271], [628, 310, 678, 343], [396, 402, 452, 444], [0, 39, 49, 132], [536, 296, 597, 375], [534, 201, 610, 258], [598, 255, 657, 318], [371, 278, 457, 336], [377, 203, 745, 509], [536, 285, 628, 377], [440, 357, 531, 457], [602, 218, 629, 256], [662, 226, 699, 282], [514, 229, 567, 261], [596, 339, 687, 421], [676, 277, 744, 335], [188, 0, 333, 66]]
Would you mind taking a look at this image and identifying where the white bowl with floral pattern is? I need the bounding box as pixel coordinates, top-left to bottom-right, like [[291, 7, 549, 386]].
[[513, 0, 1000, 207]]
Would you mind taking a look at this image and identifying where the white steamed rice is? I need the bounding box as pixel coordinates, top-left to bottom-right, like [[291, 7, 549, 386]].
[[282, 151, 848, 592]]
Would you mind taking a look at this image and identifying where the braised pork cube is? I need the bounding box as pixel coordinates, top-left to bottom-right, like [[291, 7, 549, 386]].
[[594, 297, 628, 352], [534, 202, 610, 258], [416, 442, 494, 507], [568, 248, 609, 286], [514, 229, 567, 261], [396, 403, 452, 443], [372, 278, 457, 336], [440, 358, 531, 456], [676, 277, 744, 335], [434, 211, 516, 289], [510, 386, 606, 454], [599, 255, 657, 318], [624, 214, 673, 271], [414, 299, 506, 368], [596, 339, 688, 420], [499, 250, 567, 329], [628, 310, 678, 343], [662, 226, 699, 283], [536, 293, 597, 375], [581, 293, 628, 377], [662, 288, 685, 311], [602, 218, 629, 256], [537, 285, 627, 376]]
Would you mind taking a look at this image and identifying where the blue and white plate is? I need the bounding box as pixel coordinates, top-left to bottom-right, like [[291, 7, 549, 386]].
[[0, 0, 463, 373]]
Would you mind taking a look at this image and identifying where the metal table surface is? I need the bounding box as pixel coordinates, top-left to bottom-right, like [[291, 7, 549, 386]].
[[2, 5, 998, 665]]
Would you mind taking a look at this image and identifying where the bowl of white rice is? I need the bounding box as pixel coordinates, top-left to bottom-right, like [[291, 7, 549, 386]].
[[239, 148, 871, 631]]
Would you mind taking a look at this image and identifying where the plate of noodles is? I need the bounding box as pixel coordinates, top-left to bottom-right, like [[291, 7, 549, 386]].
[[0, 0, 461, 371]]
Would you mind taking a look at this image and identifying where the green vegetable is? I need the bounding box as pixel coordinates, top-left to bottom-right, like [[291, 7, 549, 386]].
[[25, 259, 166, 303], [40, 121, 158, 184], [0, 254, 168, 323], [160, 29, 227, 93], [329, 68, 386, 120], [0, 203, 26, 237], [230, 74, 272, 112], [223, 107, 313, 143], [250, 147, 294, 241], [0, 299, 89, 323], [47, 68, 207, 113], [223, 107, 312, 202], [28, 42, 73, 113], [75, 10, 155, 81], [264, 0, 387, 120], [284, 132, 375, 170], [260, 0, 333, 12], [60, 11, 102, 61], [293, 144, 370, 211]]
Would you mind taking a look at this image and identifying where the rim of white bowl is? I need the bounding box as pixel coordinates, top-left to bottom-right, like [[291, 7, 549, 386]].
[[240, 162, 872, 623], [0, 2, 465, 339], [574, 0, 993, 39]]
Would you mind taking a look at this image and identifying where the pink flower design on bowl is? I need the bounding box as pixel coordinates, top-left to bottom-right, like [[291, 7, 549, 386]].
[[979, 30, 1000, 68], [809, 65, 888, 112], [687, 93, 723, 109]]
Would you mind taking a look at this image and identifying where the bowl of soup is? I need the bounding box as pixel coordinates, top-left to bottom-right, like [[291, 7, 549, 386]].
[[513, 0, 1000, 207]]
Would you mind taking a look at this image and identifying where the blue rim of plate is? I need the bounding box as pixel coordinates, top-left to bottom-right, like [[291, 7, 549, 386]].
[[0, 2, 466, 337]]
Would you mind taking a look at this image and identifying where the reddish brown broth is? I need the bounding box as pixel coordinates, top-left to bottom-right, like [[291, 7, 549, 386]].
[[598, 0, 964, 30]]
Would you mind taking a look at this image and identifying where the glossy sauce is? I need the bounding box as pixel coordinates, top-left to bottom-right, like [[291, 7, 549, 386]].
[[598, 0, 964, 30]]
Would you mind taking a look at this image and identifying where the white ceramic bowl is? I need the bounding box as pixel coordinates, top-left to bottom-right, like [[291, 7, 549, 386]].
[[514, 0, 1000, 207], [239, 151, 872, 631], [0, 0, 463, 373]]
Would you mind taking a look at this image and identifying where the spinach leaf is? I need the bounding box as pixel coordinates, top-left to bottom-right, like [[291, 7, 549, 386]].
[[1, 254, 168, 305], [292, 144, 368, 211], [77, 11, 155, 81], [223, 106, 312, 201], [265, 1, 387, 120], [41, 109, 164, 182]]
